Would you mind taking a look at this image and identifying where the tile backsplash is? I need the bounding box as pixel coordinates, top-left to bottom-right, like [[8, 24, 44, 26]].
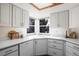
[[51, 27, 66, 37], [0, 27, 27, 40], [0, 27, 79, 41]]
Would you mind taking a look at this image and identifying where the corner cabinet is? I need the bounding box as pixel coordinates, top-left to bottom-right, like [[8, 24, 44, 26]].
[[0, 3, 12, 27], [34, 39, 48, 56], [20, 40, 33, 56], [50, 10, 69, 28]]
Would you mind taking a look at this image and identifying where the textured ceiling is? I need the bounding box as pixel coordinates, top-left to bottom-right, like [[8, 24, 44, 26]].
[[32, 3, 53, 8], [31, 3, 63, 11]]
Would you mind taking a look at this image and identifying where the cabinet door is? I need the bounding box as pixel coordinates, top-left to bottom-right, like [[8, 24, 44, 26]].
[[50, 13, 58, 28], [66, 42, 79, 56], [13, 5, 23, 27], [69, 6, 79, 28], [22, 10, 29, 27], [48, 48, 63, 56], [0, 3, 12, 26], [50, 10, 69, 28], [20, 40, 33, 56], [35, 39, 48, 55], [58, 10, 69, 28], [0, 45, 18, 56]]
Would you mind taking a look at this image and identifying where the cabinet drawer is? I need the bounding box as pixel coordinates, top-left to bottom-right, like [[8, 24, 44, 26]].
[[48, 43, 63, 50], [66, 46, 79, 56], [48, 39, 63, 44], [48, 48, 63, 56], [66, 42, 79, 51], [0, 45, 18, 56]]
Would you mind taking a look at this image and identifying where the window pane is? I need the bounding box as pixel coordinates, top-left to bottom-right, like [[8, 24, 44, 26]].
[[29, 18, 35, 25], [40, 19, 48, 25], [27, 26, 35, 33], [40, 26, 49, 33]]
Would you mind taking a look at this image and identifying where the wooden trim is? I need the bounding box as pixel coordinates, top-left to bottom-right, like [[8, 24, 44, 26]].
[[30, 3, 63, 11], [30, 3, 40, 10]]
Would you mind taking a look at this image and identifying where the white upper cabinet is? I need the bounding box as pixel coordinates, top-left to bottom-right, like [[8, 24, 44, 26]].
[[69, 6, 79, 28], [12, 5, 29, 27], [0, 3, 12, 27], [0, 3, 29, 27], [58, 10, 69, 28], [13, 5, 23, 27], [50, 10, 69, 28], [22, 10, 29, 27]]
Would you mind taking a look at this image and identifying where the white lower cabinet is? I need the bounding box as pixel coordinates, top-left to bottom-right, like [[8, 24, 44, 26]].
[[34, 39, 48, 56], [48, 48, 63, 56], [6, 51, 18, 56], [1, 39, 79, 56], [0, 45, 18, 56], [66, 42, 79, 56], [20, 40, 33, 56], [48, 39, 64, 56]]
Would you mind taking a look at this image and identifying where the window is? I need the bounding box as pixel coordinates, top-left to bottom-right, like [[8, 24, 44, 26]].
[[27, 18, 35, 33], [39, 17, 49, 33]]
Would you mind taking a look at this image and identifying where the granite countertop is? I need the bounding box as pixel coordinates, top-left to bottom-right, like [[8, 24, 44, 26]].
[[0, 35, 79, 49]]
